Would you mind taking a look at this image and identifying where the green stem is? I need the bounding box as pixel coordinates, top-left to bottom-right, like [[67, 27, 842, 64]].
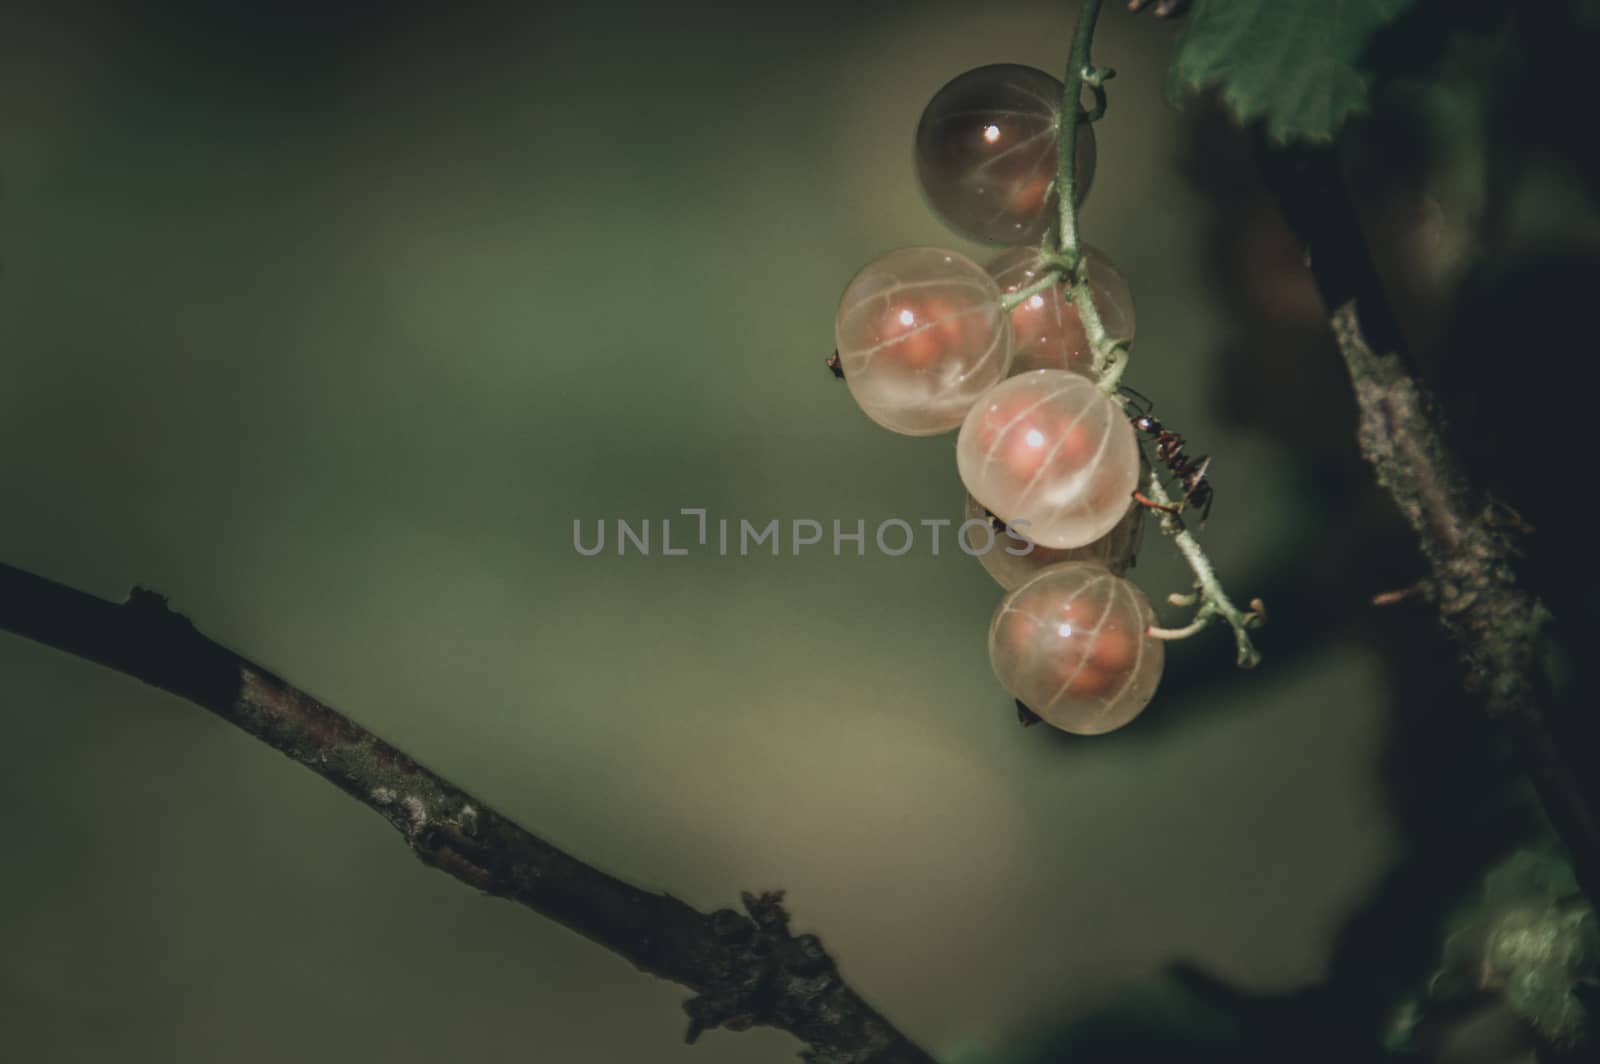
[[1051, 0, 1262, 668], [1056, 0, 1102, 266], [1148, 602, 1217, 641], [1094, 344, 1132, 390], [998, 271, 1064, 312], [1056, 1, 1122, 382], [1079, 275, 1120, 381], [1021, 0, 1262, 669], [1142, 472, 1263, 668]]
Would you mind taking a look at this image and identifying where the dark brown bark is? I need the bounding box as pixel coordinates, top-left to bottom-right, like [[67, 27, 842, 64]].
[[0, 562, 935, 1064], [1255, 140, 1600, 909]]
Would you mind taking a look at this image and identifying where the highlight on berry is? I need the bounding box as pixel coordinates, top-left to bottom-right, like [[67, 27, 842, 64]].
[[914, 64, 1096, 246], [822, 24, 1263, 736]]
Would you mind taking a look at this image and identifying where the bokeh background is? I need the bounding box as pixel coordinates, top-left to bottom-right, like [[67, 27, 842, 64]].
[[3, 2, 1581, 1061]]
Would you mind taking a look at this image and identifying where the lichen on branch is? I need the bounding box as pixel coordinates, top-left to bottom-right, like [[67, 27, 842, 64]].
[[1257, 136, 1600, 911], [1330, 302, 1541, 702]]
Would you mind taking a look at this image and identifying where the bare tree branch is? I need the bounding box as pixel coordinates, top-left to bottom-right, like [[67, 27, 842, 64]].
[[0, 561, 936, 1064], [1255, 140, 1600, 908]]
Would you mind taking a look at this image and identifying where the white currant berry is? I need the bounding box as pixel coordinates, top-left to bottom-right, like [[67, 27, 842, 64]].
[[833, 247, 1014, 436], [956, 369, 1139, 549], [914, 63, 1097, 245], [987, 244, 1136, 377], [964, 490, 1142, 591], [989, 562, 1163, 734]]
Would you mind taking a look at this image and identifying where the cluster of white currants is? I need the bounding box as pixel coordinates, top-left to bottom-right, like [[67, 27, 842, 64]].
[[832, 63, 1164, 735]]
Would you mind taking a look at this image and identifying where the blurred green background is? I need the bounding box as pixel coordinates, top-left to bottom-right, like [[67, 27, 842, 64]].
[[1, 2, 1484, 1060]]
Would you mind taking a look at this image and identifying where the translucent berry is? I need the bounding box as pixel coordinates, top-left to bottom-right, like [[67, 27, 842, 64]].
[[956, 369, 1139, 548], [915, 64, 1097, 245], [987, 244, 1136, 377], [964, 490, 1142, 590], [989, 562, 1163, 734], [833, 247, 1014, 436]]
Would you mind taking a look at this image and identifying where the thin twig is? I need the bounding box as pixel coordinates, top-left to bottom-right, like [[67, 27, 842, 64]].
[[1054, 0, 1263, 665], [0, 562, 936, 1064]]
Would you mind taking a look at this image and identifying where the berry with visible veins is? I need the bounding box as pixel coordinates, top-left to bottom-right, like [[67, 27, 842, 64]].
[[989, 562, 1163, 734], [964, 490, 1142, 590], [957, 369, 1139, 548], [988, 244, 1135, 377], [915, 64, 1096, 245], [833, 247, 1014, 435]]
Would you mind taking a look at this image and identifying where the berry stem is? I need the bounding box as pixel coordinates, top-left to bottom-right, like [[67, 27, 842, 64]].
[[1078, 277, 1120, 384], [1142, 470, 1264, 668], [1147, 602, 1217, 641], [1056, 0, 1101, 267], [1056, 1, 1122, 385], [1097, 343, 1130, 391], [1053, 0, 1264, 669], [998, 271, 1065, 312]]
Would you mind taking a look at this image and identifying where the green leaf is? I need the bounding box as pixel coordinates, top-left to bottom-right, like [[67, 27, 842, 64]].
[[1168, 0, 1419, 143], [1427, 849, 1599, 1049]]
